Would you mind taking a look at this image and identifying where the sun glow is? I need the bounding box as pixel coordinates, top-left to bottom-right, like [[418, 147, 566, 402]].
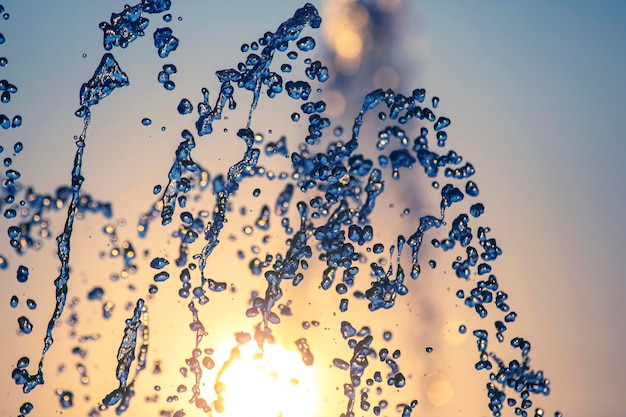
[[206, 340, 319, 417]]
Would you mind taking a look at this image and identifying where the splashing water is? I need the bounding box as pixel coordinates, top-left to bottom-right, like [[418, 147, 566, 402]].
[[0, 2, 562, 417]]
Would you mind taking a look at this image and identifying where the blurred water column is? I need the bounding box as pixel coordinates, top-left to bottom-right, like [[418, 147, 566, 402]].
[[320, 0, 427, 118], [319, 1, 465, 414]]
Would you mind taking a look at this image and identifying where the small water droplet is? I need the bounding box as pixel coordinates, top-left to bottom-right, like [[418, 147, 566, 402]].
[[18, 316, 33, 334]]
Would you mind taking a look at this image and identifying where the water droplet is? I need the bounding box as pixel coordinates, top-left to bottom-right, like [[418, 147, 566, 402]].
[[16, 265, 29, 283], [434, 116, 451, 131], [17, 316, 33, 334], [177, 98, 193, 115], [296, 36, 316, 51], [153, 27, 179, 58], [150, 257, 169, 269], [153, 271, 170, 282], [11, 115, 22, 128], [87, 286, 104, 300], [57, 390, 74, 408], [19, 402, 34, 415]]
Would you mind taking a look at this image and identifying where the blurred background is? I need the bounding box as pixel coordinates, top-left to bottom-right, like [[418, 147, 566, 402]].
[[0, 1, 624, 416]]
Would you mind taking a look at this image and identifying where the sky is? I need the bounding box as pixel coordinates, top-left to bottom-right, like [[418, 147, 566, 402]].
[[416, 2, 626, 416], [0, 1, 625, 416]]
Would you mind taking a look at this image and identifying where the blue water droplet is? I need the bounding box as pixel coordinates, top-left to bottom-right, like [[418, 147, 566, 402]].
[[4, 208, 16, 218], [142, 0, 172, 14], [153, 27, 179, 58], [141, 117, 152, 126], [87, 286, 104, 301], [164, 80, 175, 90], [17, 357, 30, 369], [285, 80, 311, 100], [177, 98, 193, 115], [19, 402, 33, 416], [16, 265, 29, 283], [470, 202, 485, 217], [11, 115, 22, 128], [434, 116, 450, 131], [153, 271, 170, 282], [57, 390, 73, 408], [17, 316, 33, 334], [150, 257, 169, 269], [466, 180, 479, 197], [296, 36, 315, 51]]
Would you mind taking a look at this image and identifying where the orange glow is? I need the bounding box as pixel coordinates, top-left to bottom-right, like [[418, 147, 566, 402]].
[[426, 377, 455, 407], [206, 342, 319, 417], [335, 30, 363, 60]]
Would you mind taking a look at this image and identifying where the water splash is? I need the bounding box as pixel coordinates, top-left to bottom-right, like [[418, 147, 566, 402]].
[[2, 2, 562, 417], [11, 51, 129, 394]]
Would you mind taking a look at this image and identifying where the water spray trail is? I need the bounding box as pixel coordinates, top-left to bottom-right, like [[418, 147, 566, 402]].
[[3, 3, 562, 416], [11, 53, 129, 393]]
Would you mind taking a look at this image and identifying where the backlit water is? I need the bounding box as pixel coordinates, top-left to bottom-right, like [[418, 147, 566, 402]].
[[1, 2, 560, 417]]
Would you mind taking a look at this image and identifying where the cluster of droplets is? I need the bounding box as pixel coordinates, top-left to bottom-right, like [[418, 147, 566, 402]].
[[157, 64, 177, 91], [10, 8, 133, 397], [0, 6, 27, 272], [6, 185, 112, 254], [335, 322, 417, 417], [4, 2, 562, 417], [99, 1, 173, 51]]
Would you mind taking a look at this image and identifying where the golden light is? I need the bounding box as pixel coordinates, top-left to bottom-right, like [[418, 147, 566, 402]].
[[205, 340, 319, 417], [335, 30, 363, 60], [426, 377, 455, 407]]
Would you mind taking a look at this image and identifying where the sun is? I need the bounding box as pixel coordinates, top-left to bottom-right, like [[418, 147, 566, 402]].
[[205, 340, 319, 417]]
